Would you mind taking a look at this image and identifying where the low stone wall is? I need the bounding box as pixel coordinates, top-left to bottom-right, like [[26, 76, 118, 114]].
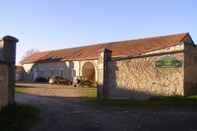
[[107, 52, 184, 100]]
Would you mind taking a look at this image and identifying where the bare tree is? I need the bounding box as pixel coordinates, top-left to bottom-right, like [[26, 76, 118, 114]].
[[22, 49, 39, 60]]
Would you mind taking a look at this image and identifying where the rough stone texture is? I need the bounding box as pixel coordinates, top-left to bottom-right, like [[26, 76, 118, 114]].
[[144, 44, 184, 55], [3, 36, 18, 104], [0, 64, 8, 109], [0, 36, 18, 109], [104, 39, 197, 100], [97, 48, 112, 98], [184, 42, 197, 95], [108, 52, 184, 100]]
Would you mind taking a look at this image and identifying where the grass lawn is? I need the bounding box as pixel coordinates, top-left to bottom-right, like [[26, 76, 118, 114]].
[[16, 86, 97, 98], [87, 96, 197, 109], [16, 86, 197, 109], [15, 87, 26, 93], [0, 104, 40, 131], [77, 87, 97, 97]]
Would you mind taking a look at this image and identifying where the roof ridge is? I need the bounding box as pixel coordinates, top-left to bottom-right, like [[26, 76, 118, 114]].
[[21, 32, 190, 64], [31, 32, 188, 54], [96, 32, 188, 45]]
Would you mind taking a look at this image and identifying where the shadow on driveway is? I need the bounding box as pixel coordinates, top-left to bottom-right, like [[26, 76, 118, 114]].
[[16, 92, 197, 131]]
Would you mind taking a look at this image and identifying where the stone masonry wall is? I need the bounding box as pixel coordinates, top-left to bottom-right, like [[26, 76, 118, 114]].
[[108, 52, 184, 100], [0, 36, 18, 110], [184, 43, 197, 95], [0, 64, 8, 109]]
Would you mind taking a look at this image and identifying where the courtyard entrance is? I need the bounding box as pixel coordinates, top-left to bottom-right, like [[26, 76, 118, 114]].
[[82, 62, 95, 82], [15, 83, 197, 131]]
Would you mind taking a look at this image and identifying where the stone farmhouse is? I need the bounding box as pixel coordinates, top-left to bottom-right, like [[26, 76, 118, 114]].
[[0, 36, 18, 110], [21, 33, 197, 99], [15, 65, 25, 81]]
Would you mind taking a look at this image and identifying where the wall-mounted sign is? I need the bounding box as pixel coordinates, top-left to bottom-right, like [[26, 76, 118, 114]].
[[155, 56, 182, 68]]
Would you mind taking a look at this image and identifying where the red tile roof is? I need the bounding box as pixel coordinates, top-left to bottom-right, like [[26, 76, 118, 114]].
[[21, 33, 190, 64]]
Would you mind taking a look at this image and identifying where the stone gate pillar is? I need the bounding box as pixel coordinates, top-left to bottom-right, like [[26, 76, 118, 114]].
[[2, 36, 19, 104], [97, 48, 112, 99]]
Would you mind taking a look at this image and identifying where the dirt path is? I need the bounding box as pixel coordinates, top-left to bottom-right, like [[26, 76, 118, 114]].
[[15, 92, 197, 131]]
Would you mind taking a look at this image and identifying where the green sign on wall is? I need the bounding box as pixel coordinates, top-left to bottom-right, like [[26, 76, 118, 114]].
[[155, 56, 182, 68]]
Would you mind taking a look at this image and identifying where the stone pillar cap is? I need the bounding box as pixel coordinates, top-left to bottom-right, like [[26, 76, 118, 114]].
[[2, 36, 19, 43]]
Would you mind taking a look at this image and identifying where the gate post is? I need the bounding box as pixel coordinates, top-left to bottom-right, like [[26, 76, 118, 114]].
[[97, 48, 112, 99], [2, 36, 19, 105]]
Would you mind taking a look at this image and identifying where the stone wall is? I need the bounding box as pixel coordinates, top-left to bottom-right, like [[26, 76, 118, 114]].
[[184, 43, 197, 95], [144, 44, 184, 55], [97, 49, 112, 98], [107, 52, 184, 100], [0, 64, 8, 108]]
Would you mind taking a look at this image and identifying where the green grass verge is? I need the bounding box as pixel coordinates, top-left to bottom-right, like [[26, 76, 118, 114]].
[[78, 88, 97, 97], [16, 86, 197, 109], [15, 87, 26, 93], [87, 96, 197, 109], [0, 104, 40, 131], [16, 86, 97, 98]]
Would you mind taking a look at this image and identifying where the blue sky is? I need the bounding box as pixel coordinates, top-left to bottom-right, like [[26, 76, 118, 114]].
[[0, 0, 196, 63]]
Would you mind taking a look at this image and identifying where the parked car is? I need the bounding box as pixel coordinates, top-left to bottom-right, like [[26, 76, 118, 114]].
[[35, 77, 48, 82], [49, 76, 72, 85], [73, 76, 96, 87]]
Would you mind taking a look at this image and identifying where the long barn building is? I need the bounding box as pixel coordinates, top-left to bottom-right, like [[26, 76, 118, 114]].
[[20, 33, 197, 99]]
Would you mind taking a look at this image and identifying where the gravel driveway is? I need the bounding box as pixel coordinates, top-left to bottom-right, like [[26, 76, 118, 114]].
[[16, 91, 197, 131]]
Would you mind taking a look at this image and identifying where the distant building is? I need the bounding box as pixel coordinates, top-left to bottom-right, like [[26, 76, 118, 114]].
[[15, 65, 25, 81], [20, 33, 197, 99]]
